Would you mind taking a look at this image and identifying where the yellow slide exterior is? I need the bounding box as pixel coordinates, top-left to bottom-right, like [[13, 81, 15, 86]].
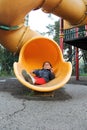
[[0, 0, 86, 91], [0, 0, 87, 52]]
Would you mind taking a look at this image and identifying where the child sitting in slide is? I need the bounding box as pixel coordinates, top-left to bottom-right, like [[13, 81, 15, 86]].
[[22, 61, 55, 85]]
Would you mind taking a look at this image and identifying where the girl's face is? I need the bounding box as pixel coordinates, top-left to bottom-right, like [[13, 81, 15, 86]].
[[43, 62, 52, 70]]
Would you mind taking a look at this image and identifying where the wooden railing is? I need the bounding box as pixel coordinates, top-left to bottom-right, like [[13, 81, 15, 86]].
[[64, 25, 87, 41]]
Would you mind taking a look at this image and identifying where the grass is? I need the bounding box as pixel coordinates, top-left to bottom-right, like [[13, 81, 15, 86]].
[[80, 73, 87, 76]]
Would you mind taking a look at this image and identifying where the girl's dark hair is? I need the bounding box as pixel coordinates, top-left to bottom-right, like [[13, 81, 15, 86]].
[[42, 61, 53, 68]]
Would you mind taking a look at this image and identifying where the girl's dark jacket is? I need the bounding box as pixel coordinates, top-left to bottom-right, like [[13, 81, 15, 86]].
[[33, 69, 55, 82]]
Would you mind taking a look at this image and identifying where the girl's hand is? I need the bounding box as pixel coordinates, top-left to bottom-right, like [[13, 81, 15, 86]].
[[50, 68, 54, 73]]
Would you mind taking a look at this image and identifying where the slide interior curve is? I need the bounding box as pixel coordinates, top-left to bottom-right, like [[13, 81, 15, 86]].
[[13, 37, 72, 92]]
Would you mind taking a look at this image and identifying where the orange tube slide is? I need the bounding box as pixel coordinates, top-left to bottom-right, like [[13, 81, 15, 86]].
[[13, 37, 72, 92], [0, 0, 87, 52], [0, 0, 43, 52], [42, 0, 87, 26], [0, 0, 86, 92]]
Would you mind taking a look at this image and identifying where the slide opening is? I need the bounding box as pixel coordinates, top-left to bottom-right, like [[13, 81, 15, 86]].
[[19, 37, 63, 73], [14, 37, 72, 92]]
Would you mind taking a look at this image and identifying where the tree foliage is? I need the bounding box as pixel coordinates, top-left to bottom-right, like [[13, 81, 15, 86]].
[[46, 20, 60, 44], [82, 50, 87, 73], [0, 46, 18, 76], [53, 21, 60, 43]]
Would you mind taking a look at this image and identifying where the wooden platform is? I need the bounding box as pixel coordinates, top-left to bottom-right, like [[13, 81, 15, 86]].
[[64, 36, 87, 50]]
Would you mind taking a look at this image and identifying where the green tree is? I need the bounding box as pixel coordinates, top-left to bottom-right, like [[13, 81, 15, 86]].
[[53, 20, 60, 43], [82, 50, 87, 73], [46, 24, 55, 37], [0, 46, 18, 76]]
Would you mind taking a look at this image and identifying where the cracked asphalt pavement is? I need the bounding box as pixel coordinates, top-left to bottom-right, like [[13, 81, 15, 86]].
[[0, 77, 87, 130]]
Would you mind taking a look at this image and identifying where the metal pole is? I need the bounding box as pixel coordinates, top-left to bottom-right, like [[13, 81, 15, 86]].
[[85, 25, 87, 36], [59, 18, 64, 53], [75, 27, 79, 80]]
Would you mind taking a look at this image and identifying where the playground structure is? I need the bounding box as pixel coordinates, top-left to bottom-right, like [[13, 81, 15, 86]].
[[0, 0, 87, 92], [64, 25, 87, 50], [59, 17, 87, 80]]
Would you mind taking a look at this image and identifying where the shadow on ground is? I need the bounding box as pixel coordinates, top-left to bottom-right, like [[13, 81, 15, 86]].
[[0, 76, 86, 101], [0, 78, 72, 101]]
